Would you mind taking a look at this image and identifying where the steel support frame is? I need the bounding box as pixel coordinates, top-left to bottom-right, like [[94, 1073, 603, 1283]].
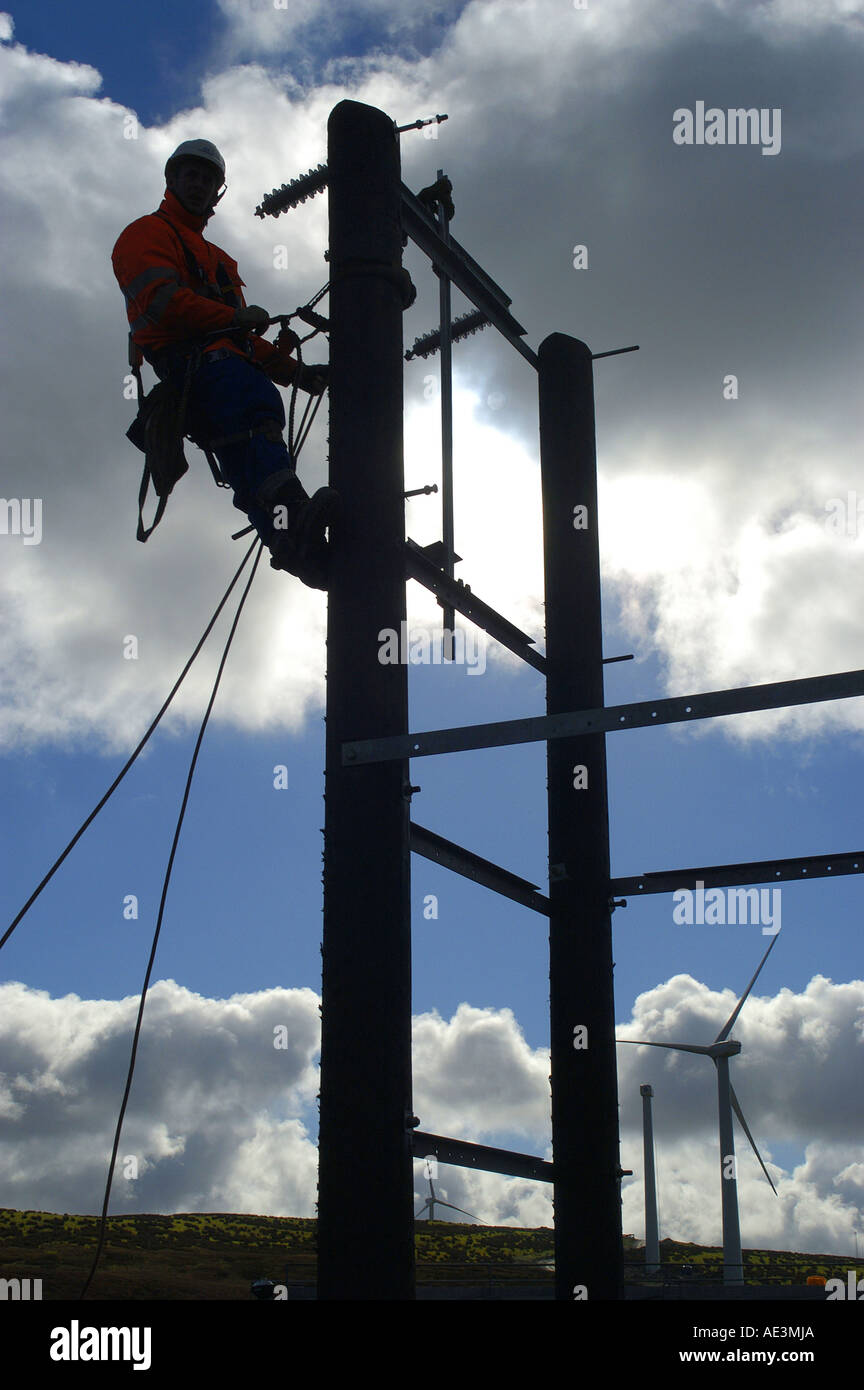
[[316, 101, 863, 1303], [342, 667, 864, 763], [410, 821, 551, 915], [540, 334, 623, 1300], [405, 538, 546, 673], [413, 830, 862, 914], [412, 1131, 555, 1183], [436, 174, 457, 652], [318, 100, 414, 1300], [612, 850, 862, 897], [400, 182, 538, 368]]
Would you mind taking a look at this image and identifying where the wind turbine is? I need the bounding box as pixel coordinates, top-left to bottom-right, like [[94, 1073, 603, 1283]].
[[414, 1159, 485, 1223], [620, 936, 780, 1285]]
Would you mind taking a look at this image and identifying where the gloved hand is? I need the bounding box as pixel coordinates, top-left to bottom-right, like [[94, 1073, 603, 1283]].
[[263, 334, 299, 387], [296, 363, 329, 395], [265, 353, 298, 387], [275, 324, 301, 355], [233, 305, 271, 334]]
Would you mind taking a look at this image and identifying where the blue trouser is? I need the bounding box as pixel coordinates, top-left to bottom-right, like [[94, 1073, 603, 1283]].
[[159, 350, 296, 545]]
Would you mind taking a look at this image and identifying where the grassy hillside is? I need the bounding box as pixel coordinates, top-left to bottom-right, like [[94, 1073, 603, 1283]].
[[0, 1208, 553, 1299], [0, 1209, 859, 1300], [628, 1237, 863, 1288]]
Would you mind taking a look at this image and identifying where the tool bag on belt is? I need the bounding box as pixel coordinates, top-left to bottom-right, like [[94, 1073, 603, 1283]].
[[126, 349, 196, 542]]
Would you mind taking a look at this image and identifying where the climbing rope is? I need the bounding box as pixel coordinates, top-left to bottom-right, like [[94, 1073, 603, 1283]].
[[6, 278, 331, 1297], [270, 279, 330, 465], [77, 287, 332, 1294], [1, 537, 260, 953], [5, 284, 330, 950], [80, 539, 265, 1299]]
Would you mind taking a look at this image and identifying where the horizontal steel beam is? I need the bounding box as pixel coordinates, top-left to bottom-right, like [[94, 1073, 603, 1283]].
[[400, 184, 539, 370], [401, 183, 515, 310], [343, 667, 864, 764], [406, 539, 545, 674], [411, 822, 551, 915], [612, 850, 863, 897], [412, 1131, 554, 1183], [591, 344, 639, 361], [406, 542, 629, 673]]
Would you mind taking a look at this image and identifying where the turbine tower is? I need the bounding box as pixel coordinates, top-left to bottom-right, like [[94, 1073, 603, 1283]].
[[620, 936, 780, 1285], [640, 1084, 660, 1275]]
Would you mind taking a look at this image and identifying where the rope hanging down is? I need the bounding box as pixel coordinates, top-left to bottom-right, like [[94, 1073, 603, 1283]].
[[6, 276, 331, 1296], [4, 280, 332, 950], [1, 537, 260, 954], [80, 540, 265, 1299], [270, 279, 330, 465]]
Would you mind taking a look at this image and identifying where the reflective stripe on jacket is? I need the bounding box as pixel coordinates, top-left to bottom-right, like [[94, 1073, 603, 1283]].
[[111, 189, 279, 369]]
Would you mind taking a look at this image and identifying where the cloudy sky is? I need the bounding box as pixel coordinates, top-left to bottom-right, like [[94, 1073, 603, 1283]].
[[1, 0, 862, 1260]]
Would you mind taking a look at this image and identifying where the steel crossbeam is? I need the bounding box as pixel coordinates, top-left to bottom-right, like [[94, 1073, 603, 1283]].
[[611, 850, 863, 897], [411, 1130, 555, 1183], [411, 822, 551, 914], [400, 182, 539, 369], [343, 668, 864, 765], [405, 539, 546, 673]]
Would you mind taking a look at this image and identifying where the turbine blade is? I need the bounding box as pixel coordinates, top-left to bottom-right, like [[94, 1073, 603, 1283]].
[[715, 935, 779, 1043], [730, 1083, 778, 1194], [438, 1200, 486, 1223], [617, 1039, 715, 1056]]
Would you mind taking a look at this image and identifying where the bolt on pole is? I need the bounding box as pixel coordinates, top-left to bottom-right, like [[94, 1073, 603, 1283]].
[[318, 99, 415, 1300], [539, 333, 623, 1301]]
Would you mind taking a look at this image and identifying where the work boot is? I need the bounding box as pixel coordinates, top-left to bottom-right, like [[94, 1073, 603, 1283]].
[[258, 472, 339, 590]]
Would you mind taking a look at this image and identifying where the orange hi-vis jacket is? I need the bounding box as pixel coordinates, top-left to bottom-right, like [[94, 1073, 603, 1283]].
[[112, 189, 287, 375]]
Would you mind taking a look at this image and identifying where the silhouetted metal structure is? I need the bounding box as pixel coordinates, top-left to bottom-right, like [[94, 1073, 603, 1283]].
[[540, 336, 622, 1299], [318, 102, 414, 1300], [254, 98, 864, 1302]]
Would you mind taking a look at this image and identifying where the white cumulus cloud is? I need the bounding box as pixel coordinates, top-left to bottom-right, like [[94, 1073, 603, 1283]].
[[1, 0, 863, 757], [1, 975, 861, 1255]]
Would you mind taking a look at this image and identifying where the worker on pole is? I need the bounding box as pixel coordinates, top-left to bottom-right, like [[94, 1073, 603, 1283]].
[[112, 139, 336, 587]]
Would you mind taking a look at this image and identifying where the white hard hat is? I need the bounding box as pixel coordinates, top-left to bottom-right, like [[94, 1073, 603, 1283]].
[[165, 139, 226, 182]]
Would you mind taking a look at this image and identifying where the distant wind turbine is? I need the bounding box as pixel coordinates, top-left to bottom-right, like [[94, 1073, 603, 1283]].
[[619, 936, 780, 1285], [415, 1160, 485, 1223]]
